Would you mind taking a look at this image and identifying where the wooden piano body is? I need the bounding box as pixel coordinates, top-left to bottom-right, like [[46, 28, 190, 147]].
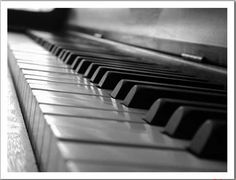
[[7, 8, 228, 172]]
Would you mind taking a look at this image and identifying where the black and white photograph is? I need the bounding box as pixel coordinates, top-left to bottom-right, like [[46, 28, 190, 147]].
[[1, 1, 234, 179]]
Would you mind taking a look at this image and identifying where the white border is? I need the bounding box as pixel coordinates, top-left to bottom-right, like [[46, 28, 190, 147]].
[[1, 1, 8, 179], [1, 1, 234, 179]]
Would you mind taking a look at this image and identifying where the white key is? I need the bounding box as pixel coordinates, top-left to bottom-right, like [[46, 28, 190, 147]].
[[17, 63, 74, 74], [47, 141, 226, 172], [29, 83, 110, 97], [46, 115, 188, 149]]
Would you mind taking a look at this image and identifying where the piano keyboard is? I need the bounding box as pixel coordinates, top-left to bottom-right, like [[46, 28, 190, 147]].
[[8, 30, 227, 172]]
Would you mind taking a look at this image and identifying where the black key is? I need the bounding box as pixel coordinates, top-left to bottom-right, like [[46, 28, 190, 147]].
[[123, 85, 226, 109], [90, 66, 204, 84], [64, 51, 181, 74], [73, 59, 122, 75], [54, 47, 63, 57], [64, 53, 82, 65], [98, 71, 224, 90], [188, 119, 227, 160], [48, 43, 55, 52], [61, 50, 71, 62], [144, 98, 226, 126], [45, 42, 52, 50], [111, 79, 226, 100], [64, 53, 97, 64], [50, 46, 58, 55], [164, 106, 226, 139], [84, 62, 180, 79], [75, 59, 93, 74], [84, 63, 102, 78], [71, 58, 81, 70], [75, 59, 152, 75], [58, 49, 67, 60], [84, 61, 179, 79]]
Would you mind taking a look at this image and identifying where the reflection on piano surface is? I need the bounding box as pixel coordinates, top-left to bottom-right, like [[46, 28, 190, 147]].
[[8, 8, 227, 172]]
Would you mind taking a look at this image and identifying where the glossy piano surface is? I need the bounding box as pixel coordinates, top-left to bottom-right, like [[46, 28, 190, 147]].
[[7, 7, 229, 173], [68, 8, 227, 68]]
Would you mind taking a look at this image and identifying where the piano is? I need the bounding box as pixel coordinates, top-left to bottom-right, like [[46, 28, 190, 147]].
[[7, 8, 228, 172]]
